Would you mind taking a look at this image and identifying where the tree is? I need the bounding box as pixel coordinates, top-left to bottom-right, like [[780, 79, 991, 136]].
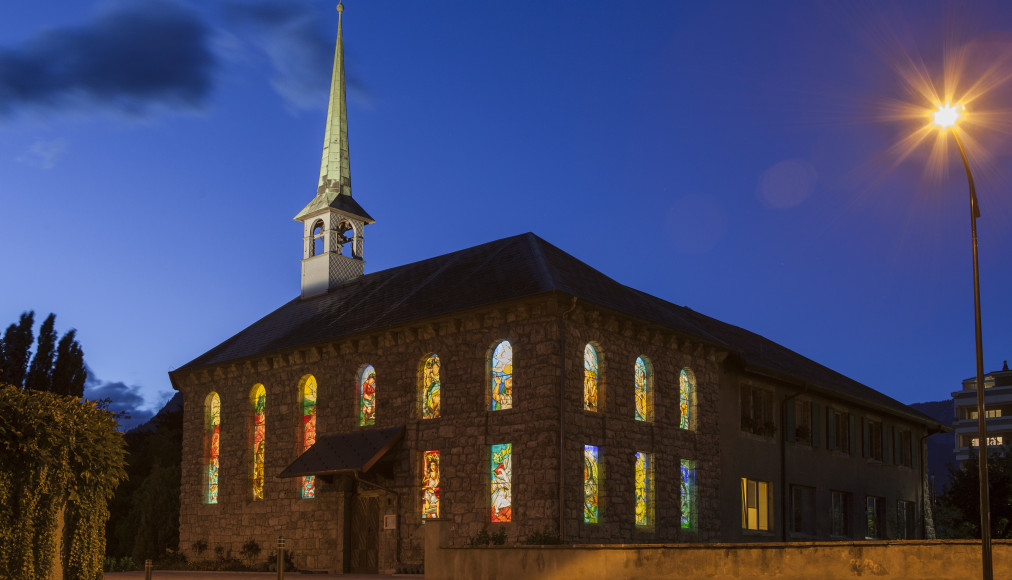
[[25, 314, 56, 392], [0, 311, 34, 388], [936, 444, 1012, 539], [52, 330, 86, 398]]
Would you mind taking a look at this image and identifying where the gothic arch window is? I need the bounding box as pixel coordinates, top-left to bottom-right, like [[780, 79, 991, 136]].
[[299, 375, 318, 498], [634, 356, 652, 422], [420, 354, 441, 419], [489, 340, 513, 411], [583, 343, 600, 412], [250, 383, 266, 501], [311, 220, 325, 256], [680, 368, 696, 430], [205, 392, 220, 504], [359, 365, 376, 426]]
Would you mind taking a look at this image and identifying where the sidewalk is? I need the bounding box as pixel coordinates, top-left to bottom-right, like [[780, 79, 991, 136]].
[[105, 572, 422, 580]]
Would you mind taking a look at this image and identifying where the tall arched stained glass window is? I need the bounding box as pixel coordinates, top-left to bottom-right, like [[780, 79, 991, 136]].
[[680, 459, 696, 529], [360, 365, 376, 426], [583, 344, 599, 412], [421, 354, 441, 419], [635, 451, 653, 527], [300, 375, 317, 499], [489, 341, 512, 411], [679, 368, 695, 430], [205, 392, 220, 504], [634, 356, 652, 422], [584, 445, 600, 523], [251, 384, 266, 501]]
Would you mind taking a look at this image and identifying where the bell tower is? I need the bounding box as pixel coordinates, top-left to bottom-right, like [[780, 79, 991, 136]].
[[295, 2, 374, 299]]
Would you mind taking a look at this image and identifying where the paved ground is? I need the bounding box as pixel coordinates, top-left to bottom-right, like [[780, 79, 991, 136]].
[[105, 572, 422, 580]]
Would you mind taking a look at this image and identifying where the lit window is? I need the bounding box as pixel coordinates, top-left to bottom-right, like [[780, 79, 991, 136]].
[[251, 384, 266, 501], [636, 452, 653, 527], [584, 344, 599, 412], [300, 375, 317, 498], [584, 445, 599, 523], [634, 356, 652, 422], [422, 450, 440, 519], [490, 443, 512, 522], [421, 354, 441, 419], [360, 365, 376, 426], [680, 368, 695, 430], [970, 435, 1003, 447], [205, 392, 220, 504], [680, 459, 695, 529], [741, 477, 772, 531], [489, 341, 513, 411]]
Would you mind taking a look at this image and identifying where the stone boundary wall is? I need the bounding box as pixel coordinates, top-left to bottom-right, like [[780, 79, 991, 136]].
[[424, 519, 1009, 580]]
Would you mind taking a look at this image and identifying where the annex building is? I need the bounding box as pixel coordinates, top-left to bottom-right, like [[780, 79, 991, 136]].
[[170, 6, 948, 574]]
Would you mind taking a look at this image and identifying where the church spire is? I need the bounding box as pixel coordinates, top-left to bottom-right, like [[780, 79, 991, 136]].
[[317, 2, 350, 199]]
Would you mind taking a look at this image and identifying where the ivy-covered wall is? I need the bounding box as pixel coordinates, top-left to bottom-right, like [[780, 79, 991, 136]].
[[0, 385, 126, 580]]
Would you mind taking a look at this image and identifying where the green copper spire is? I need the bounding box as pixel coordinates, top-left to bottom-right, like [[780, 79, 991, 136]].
[[295, 2, 356, 220]]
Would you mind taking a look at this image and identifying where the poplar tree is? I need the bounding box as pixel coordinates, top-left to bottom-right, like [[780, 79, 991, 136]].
[[26, 314, 57, 392], [52, 330, 87, 398], [0, 311, 34, 388]]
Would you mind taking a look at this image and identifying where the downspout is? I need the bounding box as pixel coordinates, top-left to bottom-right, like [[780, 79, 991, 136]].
[[559, 296, 577, 542], [780, 388, 805, 541]]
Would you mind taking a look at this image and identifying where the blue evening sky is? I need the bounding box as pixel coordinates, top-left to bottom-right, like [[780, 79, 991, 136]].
[[2, 1, 1012, 428]]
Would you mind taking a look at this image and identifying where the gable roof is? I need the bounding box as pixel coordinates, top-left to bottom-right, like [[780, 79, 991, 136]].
[[172, 232, 943, 429]]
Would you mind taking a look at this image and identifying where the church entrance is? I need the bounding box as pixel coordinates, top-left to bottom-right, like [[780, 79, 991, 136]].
[[348, 492, 380, 573]]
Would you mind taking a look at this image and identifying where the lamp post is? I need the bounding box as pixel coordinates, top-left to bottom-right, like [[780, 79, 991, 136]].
[[934, 103, 991, 580]]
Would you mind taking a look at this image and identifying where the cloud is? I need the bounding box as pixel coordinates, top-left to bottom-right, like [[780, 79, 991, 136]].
[[16, 139, 67, 169], [83, 368, 156, 432], [0, 1, 214, 118]]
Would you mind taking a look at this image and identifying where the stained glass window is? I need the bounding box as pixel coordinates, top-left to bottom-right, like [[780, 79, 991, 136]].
[[205, 392, 220, 504], [490, 443, 512, 522], [584, 445, 599, 523], [489, 341, 513, 411], [251, 384, 266, 501], [421, 354, 441, 419], [634, 356, 651, 422], [301, 375, 317, 499], [583, 344, 599, 412], [679, 368, 695, 430], [360, 365, 376, 426], [635, 452, 652, 526], [422, 450, 440, 519], [680, 459, 696, 529]]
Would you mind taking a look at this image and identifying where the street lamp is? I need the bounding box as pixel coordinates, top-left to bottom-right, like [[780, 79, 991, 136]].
[[933, 103, 991, 580]]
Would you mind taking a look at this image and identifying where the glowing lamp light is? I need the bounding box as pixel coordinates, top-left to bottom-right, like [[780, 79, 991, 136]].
[[933, 104, 962, 128]]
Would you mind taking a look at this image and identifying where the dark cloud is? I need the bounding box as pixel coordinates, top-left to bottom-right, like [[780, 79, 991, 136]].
[[0, 1, 214, 117], [83, 368, 156, 432]]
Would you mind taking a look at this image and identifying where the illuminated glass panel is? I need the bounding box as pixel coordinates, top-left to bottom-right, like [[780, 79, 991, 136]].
[[680, 459, 696, 529], [489, 341, 513, 411], [679, 368, 695, 430], [360, 365, 376, 426], [635, 452, 652, 526], [741, 477, 771, 531], [634, 356, 650, 422], [251, 384, 266, 501], [584, 445, 600, 523], [422, 450, 440, 519], [301, 376, 318, 498], [490, 443, 512, 522], [206, 392, 220, 504], [583, 344, 599, 412], [422, 354, 441, 419]]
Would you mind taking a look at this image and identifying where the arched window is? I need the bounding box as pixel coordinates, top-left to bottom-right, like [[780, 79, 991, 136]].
[[311, 220, 325, 256], [679, 368, 695, 430], [421, 354, 441, 419], [489, 341, 513, 411], [251, 384, 266, 501], [205, 392, 220, 504], [634, 356, 652, 422], [360, 365, 376, 426], [584, 445, 600, 523], [300, 375, 318, 499], [583, 343, 600, 412]]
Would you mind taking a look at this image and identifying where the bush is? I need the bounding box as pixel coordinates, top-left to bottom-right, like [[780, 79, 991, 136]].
[[468, 526, 507, 546]]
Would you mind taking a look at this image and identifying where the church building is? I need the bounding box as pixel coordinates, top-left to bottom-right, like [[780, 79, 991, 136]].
[[170, 6, 947, 574]]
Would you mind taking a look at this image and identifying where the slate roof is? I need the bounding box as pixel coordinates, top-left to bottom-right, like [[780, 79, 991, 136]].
[[279, 426, 404, 478], [173, 232, 944, 429]]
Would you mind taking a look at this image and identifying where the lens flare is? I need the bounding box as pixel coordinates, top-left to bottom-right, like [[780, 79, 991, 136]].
[[933, 104, 961, 128]]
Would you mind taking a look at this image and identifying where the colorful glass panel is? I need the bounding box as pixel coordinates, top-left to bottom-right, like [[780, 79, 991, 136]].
[[681, 460, 695, 529], [360, 365, 376, 426], [301, 376, 318, 498], [635, 452, 651, 526], [679, 368, 694, 430], [489, 341, 513, 411], [422, 450, 440, 519], [206, 392, 220, 504], [584, 445, 600, 523], [251, 384, 266, 501], [422, 354, 441, 419], [490, 443, 512, 522], [634, 356, 650, 422], [583, 344, 599, 412]]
